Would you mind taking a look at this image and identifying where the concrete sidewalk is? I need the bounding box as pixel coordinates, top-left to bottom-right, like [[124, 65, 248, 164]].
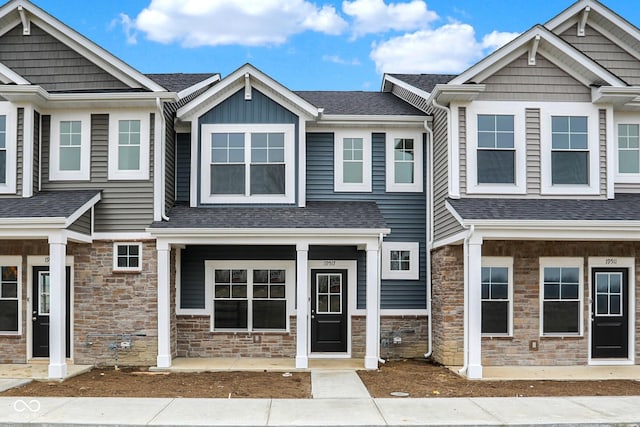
[[1, 395, 640, 426]]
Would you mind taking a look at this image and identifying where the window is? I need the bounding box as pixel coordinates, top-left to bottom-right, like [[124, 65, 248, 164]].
[[477, 115, 515, 184], [481, 257, 512, 336], [209, 261, 293, 331], [108, 112, 150, 180], [381, 242, 419, 280], [385, 132, 423, 192], [551, 116, 589, 185], [0, 257, 21, 334], [201, 124, 295, 204], [49, 113, 90, 181], [540, 258, 583, 336], [334, 131, 372, 192], [618, 123, 640, 175], [113, 243, 142, 272]]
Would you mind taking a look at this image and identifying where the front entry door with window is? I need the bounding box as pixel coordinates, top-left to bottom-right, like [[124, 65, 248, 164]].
[[32, 266, 71, 358], [311, 269, 348, 352], [591, 268, 628, 359]]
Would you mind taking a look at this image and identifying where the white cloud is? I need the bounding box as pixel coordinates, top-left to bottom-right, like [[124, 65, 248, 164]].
[[342, 0, 438, 37], [322, 54, 361, 66], [132, 0, 348, 47], [111, 13, 138, 44], [370, 23, 519, 74]]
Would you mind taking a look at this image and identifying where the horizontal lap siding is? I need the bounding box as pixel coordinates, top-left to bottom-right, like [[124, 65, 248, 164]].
[[306, 132, 427, 310], [600, 109, 607, 197], [68, 210, 91, 235], [459, 107, 467, 195], [526, 108, 541, 195], [41, 114, 154, 232], [0, 25, 130, 91], [33, 111, 40, 195]]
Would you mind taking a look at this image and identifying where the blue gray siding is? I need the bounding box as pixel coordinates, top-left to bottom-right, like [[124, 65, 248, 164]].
[[0, 24, 130, 92], [306, 132, 427, 310], [175, 133, 191, 203]]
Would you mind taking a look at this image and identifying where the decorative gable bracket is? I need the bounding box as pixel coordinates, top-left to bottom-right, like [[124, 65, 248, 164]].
[[17, 5, 30, 36], [528, 35, 541, 66], [578, 6, 591, 37]]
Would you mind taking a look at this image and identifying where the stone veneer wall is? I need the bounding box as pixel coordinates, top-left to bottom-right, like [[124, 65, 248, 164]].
[[352, 316, 428, 359], [430, 245, 465, 365], [0, 240, 159, 366]]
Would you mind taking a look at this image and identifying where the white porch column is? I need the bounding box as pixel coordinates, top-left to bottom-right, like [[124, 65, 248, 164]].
[[157, 241, 172, 368], [48, 232, 67, 379], [467, 234, 483, 379], [295, 243, 309, 369], [365, 242, 380, 369]]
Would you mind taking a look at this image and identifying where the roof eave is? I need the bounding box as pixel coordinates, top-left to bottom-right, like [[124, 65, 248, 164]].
[[147, 227, 391, 237], [430, 84, 486, 105]]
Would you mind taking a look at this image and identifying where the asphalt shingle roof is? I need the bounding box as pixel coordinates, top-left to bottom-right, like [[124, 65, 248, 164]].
[[294, 91, 425, 116], [146, 73, 218, 93], [388, 74, 457, 93], [447, 194, 640, 222], [151, 201, 387, 229], [0, 190, 100, 219]]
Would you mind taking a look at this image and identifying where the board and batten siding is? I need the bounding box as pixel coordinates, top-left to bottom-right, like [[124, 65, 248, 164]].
[[0, 25, 130, 92], [432, 108, 463, 242], [41, 114, 155, 232], [561, 24, 640, 86], [175, 133, 191, 203], [305, 132, 427, 310], [476, 54, 591, 102], [197, 88, 299, 206], [164, 107, 176, 211]]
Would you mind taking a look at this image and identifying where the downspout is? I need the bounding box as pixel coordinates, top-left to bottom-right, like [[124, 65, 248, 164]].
[[423, 116, 434, 359], [156, 98, 170, 221], [459, 224, 474, 376]]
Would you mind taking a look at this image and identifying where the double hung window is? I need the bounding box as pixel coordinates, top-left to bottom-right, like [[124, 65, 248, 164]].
[[477, 115, 515, 184], [551, 116, 589, 185], [334, 131, 372, 192], [0, 257, 20, 334], [481, 257, 512, 336], [108, 112, 150, 180], [385, 132, 423, 192], [50, 113, 90, 181], [540, 258, 583, 336], [0, 115, 6, 185]]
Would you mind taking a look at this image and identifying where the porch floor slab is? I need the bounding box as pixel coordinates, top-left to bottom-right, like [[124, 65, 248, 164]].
[[471, 365, 640, 380], [0, 363, 92, 381], [159, 357, 366, 372]]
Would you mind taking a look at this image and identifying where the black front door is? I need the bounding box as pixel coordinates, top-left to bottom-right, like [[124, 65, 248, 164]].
[[311, 269, 348, 353], [32, 266, 71, 358], [591, 268, 628, 359]]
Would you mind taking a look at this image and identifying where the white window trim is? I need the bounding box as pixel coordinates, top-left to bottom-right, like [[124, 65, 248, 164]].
[[541, 103, 600, 195], [481, 256, 513, 337], [108, 112, 150, 180], [614, 113, 640, 184], [200, 124, 295, 204], [205, 260, 295, 332], [539, 257, 584, 337], [112, 242, 143, 272], [466, 102, 527, 195], [381, 242, 419, 280], [49, 112, 91, 181], [0, 103, 16, 194], [0, 256, 21, 335], [334, 130, 372, 192], [385, 131, 423, 193]]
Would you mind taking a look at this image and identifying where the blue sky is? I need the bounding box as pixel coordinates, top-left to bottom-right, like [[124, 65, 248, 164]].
[[28, 0, 640, 91]]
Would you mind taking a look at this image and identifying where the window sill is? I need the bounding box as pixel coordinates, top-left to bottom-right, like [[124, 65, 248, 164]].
[[209, 330, 290, 335], [112, 269, 142, 274], [0, 333, 21, 338], [540, 334, 583, 340], [481, 335, 513, 339]]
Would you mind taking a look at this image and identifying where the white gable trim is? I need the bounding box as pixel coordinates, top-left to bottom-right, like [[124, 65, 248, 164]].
[[0, 0, 166, 92], [177, 74, 222, 99], [449, 25, 625, 88], [0, 62, 29, 85], [177, 64, 320, 121]]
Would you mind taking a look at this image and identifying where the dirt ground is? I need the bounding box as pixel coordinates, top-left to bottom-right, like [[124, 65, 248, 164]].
[[3, 359, 640, 399]]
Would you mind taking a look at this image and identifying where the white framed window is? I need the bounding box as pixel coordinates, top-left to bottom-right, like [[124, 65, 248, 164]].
[[466, 102, 526, 194], [334, 131, 372, 192], [541, 104, 599, 195], [108, 112, 150, 180], [385, 131, 423, 192], [49, 113, 90, 181], [614, 114, 640, 184], [207, 261, 295, 331], [0, 256, 21, 334], [201, 124, 295, 204], [381, 242, 419, 280], [113, 242, 142, 272], [481, 257, 513, 337], [539, 257, 583, 337], [0, 103, 16, 194]]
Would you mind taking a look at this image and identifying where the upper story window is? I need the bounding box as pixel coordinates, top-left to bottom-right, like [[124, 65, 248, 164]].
[[201, 124, 295, 204], [618, 124, 639, 174], [385, 131, 423, 192], [0, 104, 16, 194], [541, 104, 599, 195], [108, 112, 150, 180], [50, 113, 90, 181], [466, 102, 526, 195], [334, 131, 372, 192]]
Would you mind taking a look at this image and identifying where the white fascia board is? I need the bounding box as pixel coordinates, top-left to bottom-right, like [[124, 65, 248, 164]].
[[312, 115, 427, 127], [9, 1, 166, 92], [429, 84, 486, 105], [65, 230, 92, 244], [0, 217, 66, 226], [0, 62, 29, 85], [177, 74, 222, 99], [592, 87, 640, 105], [178, 64, 320, 120], [466, 219, 640, 232], [63, 192, 101, 228], [383, 75, 432, 99], [148, 227, 391, 238], [444, 200, 466, 227]]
